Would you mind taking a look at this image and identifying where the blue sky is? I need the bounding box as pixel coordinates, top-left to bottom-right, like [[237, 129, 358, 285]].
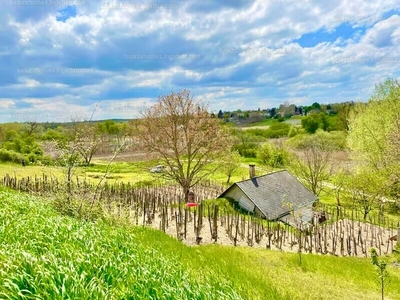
[[0, 0, 400, 122]]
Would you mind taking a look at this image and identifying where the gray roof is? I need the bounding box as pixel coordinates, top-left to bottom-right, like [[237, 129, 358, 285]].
[[219, 170, 318, 220]]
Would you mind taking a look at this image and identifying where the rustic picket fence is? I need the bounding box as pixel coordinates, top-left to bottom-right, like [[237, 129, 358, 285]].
[[1, 173, 398, 257]]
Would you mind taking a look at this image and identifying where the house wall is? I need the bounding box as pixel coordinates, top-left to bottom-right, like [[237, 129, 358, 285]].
[[224, 186, 255, 213]]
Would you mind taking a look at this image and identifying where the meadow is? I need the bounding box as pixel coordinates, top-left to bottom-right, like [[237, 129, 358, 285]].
[[1, 186, 400, 299]]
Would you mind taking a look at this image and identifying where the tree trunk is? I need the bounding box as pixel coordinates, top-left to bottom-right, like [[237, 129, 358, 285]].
[[363, 210, 368, 221]]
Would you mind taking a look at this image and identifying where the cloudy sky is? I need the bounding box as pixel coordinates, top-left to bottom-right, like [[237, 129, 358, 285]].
[[0, 0, 399, 123]]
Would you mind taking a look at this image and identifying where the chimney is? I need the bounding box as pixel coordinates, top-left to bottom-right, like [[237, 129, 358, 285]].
[[249, 164, 256, 178]]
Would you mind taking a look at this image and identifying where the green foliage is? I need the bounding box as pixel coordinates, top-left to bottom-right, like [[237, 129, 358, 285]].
[[301, 113, 329, 133], [286, 130, 347, 150], [0, 125, 47, 164], [1, 187, 400, 300], [41, 128, 66, 142], [266, 122, 291, 138], [232, 143, 259, 158], [0, 190, 241, 299], [370, 248, 390, 300], [221, 150, 242, 183], [348, 78, 400, 171], [257, 142, 289, 167], [345, 169, 386, 220], [287, 126, 304, 138], [0, 149, 25, 164], [348, 79, 400, 200]]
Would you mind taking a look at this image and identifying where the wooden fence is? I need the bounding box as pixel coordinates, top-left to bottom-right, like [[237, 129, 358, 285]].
[[1, 173, 398, 257]]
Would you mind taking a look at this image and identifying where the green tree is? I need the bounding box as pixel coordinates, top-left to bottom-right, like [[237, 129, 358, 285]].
[[346, 169, 385, 220], [301, 113, 328, 133], [336, 102, 353, 131], [347, 78, 400, 199], [258, 142, 289, 168], [221, 150, 242, 184], [370, 248, 390, 300]]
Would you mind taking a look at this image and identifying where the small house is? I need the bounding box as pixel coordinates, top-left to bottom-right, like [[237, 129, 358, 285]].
[[218, 167, 318, 228]]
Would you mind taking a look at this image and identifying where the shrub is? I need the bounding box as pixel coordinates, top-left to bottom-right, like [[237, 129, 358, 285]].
[[266, 123, 291, 138], [288, 126, 304, 138], [286, 130, 347, 150], [257, 142, 290, 167], [233, 144, 259, 158], [0, 149, 25, 163]]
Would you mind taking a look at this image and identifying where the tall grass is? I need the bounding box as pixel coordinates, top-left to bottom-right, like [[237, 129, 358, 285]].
[[0, 187, 242, 299], [1, 187, 399, 299]]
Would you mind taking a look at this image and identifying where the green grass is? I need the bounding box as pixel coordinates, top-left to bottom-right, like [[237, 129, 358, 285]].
[[317, 187, 400, 227], [0, 187, 242, 299], [1, 187, 400, 299]]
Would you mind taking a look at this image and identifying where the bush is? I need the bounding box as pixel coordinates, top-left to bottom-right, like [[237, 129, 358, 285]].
[[286, 130, 347, 150], [233, 144, 259, 158], [0, 149, 25, 163], [266, 123, 291, 138], [257, 142, 290, 167], [288, 126, 304, 138]]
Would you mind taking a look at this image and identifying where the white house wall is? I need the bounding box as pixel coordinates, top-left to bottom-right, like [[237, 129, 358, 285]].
[[224, 186, 255, 213]]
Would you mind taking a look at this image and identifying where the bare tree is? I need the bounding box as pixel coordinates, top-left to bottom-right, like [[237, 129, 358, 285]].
[[134, 90, 232, 201], [25, 121, 41, 137], [53, 104, 102, 195], [290, 142, 333, 196], [54, 138, 81, 197], [74, 122, 103, 166]]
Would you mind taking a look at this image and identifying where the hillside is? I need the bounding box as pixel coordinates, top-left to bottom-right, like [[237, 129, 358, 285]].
[[0, 187, 400, 299]]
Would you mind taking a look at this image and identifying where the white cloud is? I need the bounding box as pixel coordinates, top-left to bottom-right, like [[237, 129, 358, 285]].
[[0, 0, 400, 123], [0, 99, 16, 110]]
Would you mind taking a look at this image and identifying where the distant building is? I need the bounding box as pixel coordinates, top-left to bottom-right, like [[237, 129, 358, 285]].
[[218, 168, 318, 229]]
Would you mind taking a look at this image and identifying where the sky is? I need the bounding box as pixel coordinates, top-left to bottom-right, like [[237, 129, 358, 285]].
[[0, 0, 399, 123]]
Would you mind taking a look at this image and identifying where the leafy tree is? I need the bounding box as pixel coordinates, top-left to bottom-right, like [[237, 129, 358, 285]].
[[336, 102, 353, 131], [42, 128, 65, 142], [311, 102, 321, 110], [301, 112, 330, 133], [370, 248, 390, 300], [348, 78, 400, 199], [0, 125, 45, 163], [286, 130, 347, 150], [346, 169, 385, 220], [301, 114, 320, 134], [258, 142, 289, 168], [221, 150, 242, 184], [298, 106, 303, 115], [134, 90, 232, 201]]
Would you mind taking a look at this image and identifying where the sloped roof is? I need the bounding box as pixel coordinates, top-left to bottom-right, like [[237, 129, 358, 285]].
[[219, 170, 318, 220]]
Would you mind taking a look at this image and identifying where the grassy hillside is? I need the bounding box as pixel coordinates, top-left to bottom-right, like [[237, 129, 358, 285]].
[[0, 187, 399, 299]]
